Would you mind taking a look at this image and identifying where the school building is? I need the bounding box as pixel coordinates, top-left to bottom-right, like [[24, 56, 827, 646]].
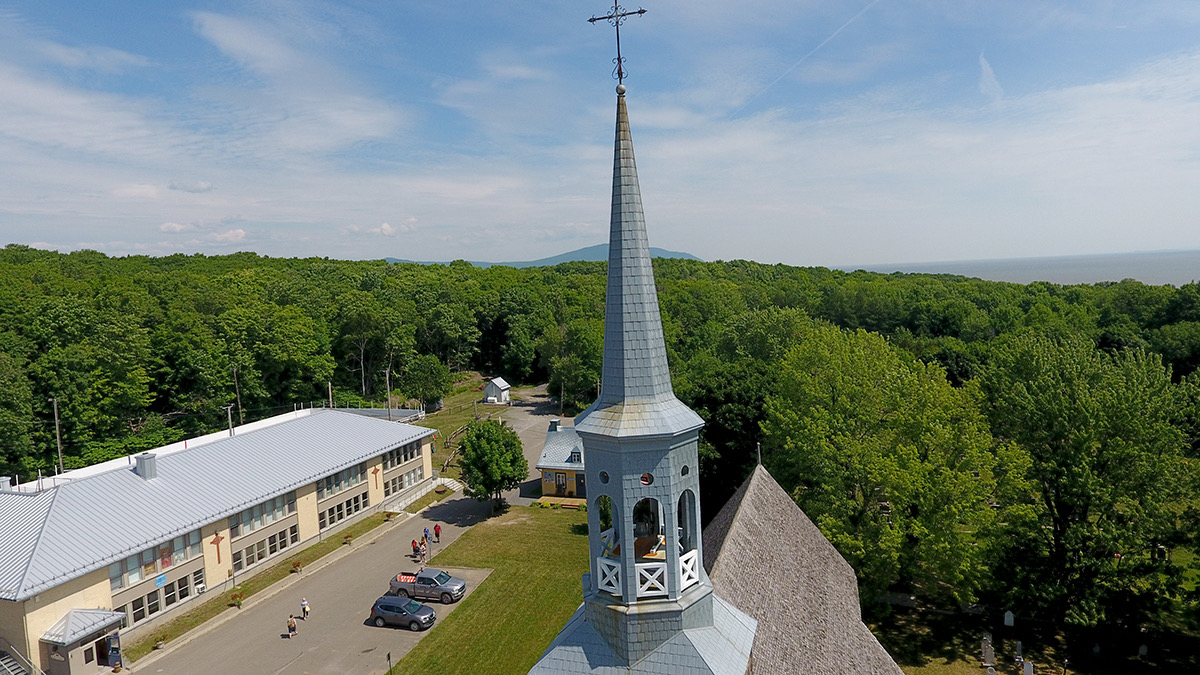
[[0, 409, 435, 675]]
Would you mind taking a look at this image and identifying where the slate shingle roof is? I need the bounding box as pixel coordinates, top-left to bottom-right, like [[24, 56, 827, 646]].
[[703, 465, 903, 675], [574, 91, 703, 441], [530, 594, 756, 674]]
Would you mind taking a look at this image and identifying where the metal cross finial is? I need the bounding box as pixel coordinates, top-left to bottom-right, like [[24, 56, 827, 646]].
[[588, 4, 647, 84]]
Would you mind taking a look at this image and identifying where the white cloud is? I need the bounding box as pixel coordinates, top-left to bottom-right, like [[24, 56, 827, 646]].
[[210, 228, 246, 243], [169, 180, 214, 193], [159, 222, 195, 233], [978, 52, 1004, 101]]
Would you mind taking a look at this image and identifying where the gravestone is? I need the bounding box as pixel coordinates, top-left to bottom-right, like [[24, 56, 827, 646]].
[[1139, 644, 1148, 657], [1016, 640, 1023, 659], [986, 668, 996, 675], [1093, 642, 1101, 655], [981, 634, 995, 666], [1024, 661, 1034, 675], [1004, 610, 1015, 627]]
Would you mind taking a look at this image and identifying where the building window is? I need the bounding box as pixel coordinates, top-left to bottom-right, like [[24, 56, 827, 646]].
[[164, 581, 177, 607], [290, 524, 299, 544], [177, 576, 191, 602], [132, 597, 145, 623], [109, 562, 124, 591], [192, 569, 206, 592], [232, 551, 243, 572], [84, 647, 94, 663], [146, 590, 160, 616]]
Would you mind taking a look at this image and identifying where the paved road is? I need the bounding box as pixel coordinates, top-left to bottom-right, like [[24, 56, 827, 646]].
[[137, 497, 493, 675], [497, 385, 559, 506]]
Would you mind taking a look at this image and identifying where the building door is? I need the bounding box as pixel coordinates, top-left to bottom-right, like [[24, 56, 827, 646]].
[[576, 472, 586, 498], [555, 473, 566, 495]]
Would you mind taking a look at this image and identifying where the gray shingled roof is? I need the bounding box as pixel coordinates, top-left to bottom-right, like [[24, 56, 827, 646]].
[[40, 609, 125, 646], [0, 410, 432, 601], [574, 90, 703, 441], [703, 465, 903, 675], [536, 424, 585, 472], [530, 594, 756, 674]]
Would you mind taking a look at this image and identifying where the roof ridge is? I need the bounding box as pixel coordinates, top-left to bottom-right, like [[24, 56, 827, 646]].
[[14, 487, 61, 599], [702, 466, 757, 580]]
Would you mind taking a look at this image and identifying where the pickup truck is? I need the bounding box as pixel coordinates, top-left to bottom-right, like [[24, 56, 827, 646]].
[[389, 568, 467, 604]]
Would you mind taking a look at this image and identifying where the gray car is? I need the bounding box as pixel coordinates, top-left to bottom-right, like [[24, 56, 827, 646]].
[[369, 595, 436, 631]]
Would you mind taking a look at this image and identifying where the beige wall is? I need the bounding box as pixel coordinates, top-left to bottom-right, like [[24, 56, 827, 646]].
[[366, 457, 384, 507], [421, 437, 433, 479], [200, 521, 232, 592], [295, 482, 319, 542], [22, 568, 110, 670], [0, 598, 29, 663]]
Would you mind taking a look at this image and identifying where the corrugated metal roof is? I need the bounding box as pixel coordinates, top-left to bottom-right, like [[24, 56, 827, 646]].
[[488, 377, 510, 390], [40, 609, 124, 646], [0, 410, 432, 601], [535, 425, 585, 472]]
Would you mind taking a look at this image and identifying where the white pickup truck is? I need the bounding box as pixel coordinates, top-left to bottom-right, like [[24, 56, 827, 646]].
[[389, 568, 467, 604]]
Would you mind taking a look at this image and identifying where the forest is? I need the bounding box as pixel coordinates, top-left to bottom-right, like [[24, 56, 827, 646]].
[[0, 243, 1197, 635]]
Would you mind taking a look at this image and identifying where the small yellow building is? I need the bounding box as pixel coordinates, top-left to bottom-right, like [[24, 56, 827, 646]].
[[536, 419, 586, 498], [0, 409, 434, 675]]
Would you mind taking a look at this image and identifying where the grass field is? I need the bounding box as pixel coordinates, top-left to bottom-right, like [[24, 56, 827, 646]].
[[392, 505, 589, 674]]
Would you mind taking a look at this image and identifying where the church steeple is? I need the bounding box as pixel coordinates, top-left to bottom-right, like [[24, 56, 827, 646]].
[[574, 85, 704, 440]]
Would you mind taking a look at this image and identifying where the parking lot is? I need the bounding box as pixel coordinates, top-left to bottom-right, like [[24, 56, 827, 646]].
[[137, 497, 493, 675]]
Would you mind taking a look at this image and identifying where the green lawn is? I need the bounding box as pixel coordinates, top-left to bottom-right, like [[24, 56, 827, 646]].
[[393, 506, 589, 674]]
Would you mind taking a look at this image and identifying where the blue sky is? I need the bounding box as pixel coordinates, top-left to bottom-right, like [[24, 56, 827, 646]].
[[1, 1, 1199, 267]]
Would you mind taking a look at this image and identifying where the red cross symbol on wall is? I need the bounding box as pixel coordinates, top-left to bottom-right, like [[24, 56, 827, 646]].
[[210, 533, 225, 564], [371, 466, 381, 489]]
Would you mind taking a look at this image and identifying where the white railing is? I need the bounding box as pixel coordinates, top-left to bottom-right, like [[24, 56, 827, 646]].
[[635, 561, 667, 598], [597, 557, 621, 595], [599, 528, 618, 556], [680, 549, 699, 590]]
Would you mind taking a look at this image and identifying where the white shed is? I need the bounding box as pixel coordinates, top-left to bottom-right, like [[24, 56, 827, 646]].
[[483, 377, 511, 404]]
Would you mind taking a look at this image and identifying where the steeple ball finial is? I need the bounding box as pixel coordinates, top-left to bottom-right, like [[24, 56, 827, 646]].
[[617, 83, 626, 95]]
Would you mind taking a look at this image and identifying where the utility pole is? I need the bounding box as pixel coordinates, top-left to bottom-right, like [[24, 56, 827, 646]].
[[223, 404, 235, 437], [50, 397, 64, 475], [232, 366, 244, 423], [328, 381, 334, 409], [382, 368, 392, 422]]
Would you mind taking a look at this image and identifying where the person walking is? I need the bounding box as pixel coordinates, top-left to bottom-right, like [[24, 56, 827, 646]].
[[287, 615, 298, 638], [411, 539, 419, 559], [434, 523, 441, 543], [301, 598, 310, 620], [419, 541, 427, 566], [424, 527, 430, 543]]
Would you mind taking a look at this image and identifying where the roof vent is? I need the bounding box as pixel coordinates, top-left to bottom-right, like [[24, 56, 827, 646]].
[[134, 453, 158, 480], [549, 419, 560, 432]]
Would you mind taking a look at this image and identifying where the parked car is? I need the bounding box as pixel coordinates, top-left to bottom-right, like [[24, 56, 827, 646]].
[[389, 568, 467, 604], [369, 595, 436, 631]]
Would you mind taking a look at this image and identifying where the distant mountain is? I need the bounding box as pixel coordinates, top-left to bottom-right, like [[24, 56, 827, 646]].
[[385, 244, 702, 268]]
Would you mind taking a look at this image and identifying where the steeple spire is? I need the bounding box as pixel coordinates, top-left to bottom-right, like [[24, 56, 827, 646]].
[[573, 86, 704, 439]]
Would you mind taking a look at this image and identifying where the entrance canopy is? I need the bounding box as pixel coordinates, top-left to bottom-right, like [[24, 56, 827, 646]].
[[40, 609, 125, 646]]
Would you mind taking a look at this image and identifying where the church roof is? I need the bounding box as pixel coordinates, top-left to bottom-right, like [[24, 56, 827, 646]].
[[703, 465, 903, 675], [574, 89, 703, 441], [530, 593, 756, 674]]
